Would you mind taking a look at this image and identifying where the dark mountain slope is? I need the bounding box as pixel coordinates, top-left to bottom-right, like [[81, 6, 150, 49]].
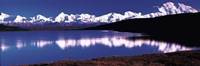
[[0, 24, 28, 31], [85, 13, 200, 34], [84, 13, 200, 46]]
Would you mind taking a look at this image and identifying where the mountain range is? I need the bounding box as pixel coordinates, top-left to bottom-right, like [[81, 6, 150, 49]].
[[0, 2, 198, 25], [84, 12, 200, 46]]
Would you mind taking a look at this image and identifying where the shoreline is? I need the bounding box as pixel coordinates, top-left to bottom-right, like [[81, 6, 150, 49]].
[[22, 50, 200, 66]]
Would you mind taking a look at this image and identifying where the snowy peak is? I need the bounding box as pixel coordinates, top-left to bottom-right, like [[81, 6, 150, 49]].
[[160, 2, 198, 14], [124, 11, 144, 18], [0, 13, 10, 22], [178, 3, 198, 13], [162, 2, 181, 14], [77, 14, 96, 23], [36, 14, 52, 22], [55, 12, 67, 22], [94, 13, 113, 23], [1, 2, 198, 23], [110, 13, 124, 22], [147, 2, 198, 18], [30, 14, 52, 22], [68, 14, 78, 22], [14, 15, 26, 23]]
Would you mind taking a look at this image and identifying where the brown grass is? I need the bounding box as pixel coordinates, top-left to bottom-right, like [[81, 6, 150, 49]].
[[22, 50, 200, 66]]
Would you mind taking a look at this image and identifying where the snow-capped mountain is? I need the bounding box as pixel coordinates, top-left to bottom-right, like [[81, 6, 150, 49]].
[[0, 2, 198, 24], [30, 14, 53, 23], [0, 13, 10, 22], [77, 13, 96, 23], [147, 2, 198, 18], [93, 13, 112, 23], [55, 12, 66, 22], [14, 15, 27, 23]]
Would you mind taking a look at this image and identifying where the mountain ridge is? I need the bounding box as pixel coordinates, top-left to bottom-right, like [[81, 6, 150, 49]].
[[84, 12, 200, 33], [83, 12, 200, 46], [0, 2, 198, 24]]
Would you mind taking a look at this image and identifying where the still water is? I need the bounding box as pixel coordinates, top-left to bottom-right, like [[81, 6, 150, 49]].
[[0, 30, 199, 66]]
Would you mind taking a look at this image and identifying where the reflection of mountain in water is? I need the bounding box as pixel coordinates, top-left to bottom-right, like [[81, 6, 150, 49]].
[[1, 37, 196, 53]]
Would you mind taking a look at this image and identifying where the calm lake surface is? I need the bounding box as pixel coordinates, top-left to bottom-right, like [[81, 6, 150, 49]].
[[0, 30, 199, 66]]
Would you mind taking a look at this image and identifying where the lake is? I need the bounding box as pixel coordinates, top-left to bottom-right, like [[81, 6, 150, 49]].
[[0, 30, 199, 66]]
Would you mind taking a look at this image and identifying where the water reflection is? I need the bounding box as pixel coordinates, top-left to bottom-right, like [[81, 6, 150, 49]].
[[31, 40, 53, 48], [53, 37, 193, 53], [1, 31, 199, 66], [1, 44, 9, 52], [0, 36, 195, 53], [16, 40, 25, 49]]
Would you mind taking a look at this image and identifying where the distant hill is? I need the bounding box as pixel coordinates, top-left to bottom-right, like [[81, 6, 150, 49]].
[[0, 24, 28, 31], [84, 13, 200, 46]]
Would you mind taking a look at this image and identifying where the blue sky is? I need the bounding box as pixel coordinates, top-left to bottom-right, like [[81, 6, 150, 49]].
[[0, 0, 199, 17]]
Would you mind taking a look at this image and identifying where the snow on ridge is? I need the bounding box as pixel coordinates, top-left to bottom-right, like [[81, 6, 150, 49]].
[[14, 15, 26, 23], [178, 3, 198, 13], [1, 2, 199, 23], [65, 14, 77, 23], [30, 14, 53, 23], [77, 13, 96, 23], [93, 13, 113, 23], [148, 2, 198, 18], [55, 12, 67, 22], [0, 13, 10, 22]]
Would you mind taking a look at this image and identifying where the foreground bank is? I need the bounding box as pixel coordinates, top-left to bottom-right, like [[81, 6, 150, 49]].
[[22, 50, 200, 66]]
